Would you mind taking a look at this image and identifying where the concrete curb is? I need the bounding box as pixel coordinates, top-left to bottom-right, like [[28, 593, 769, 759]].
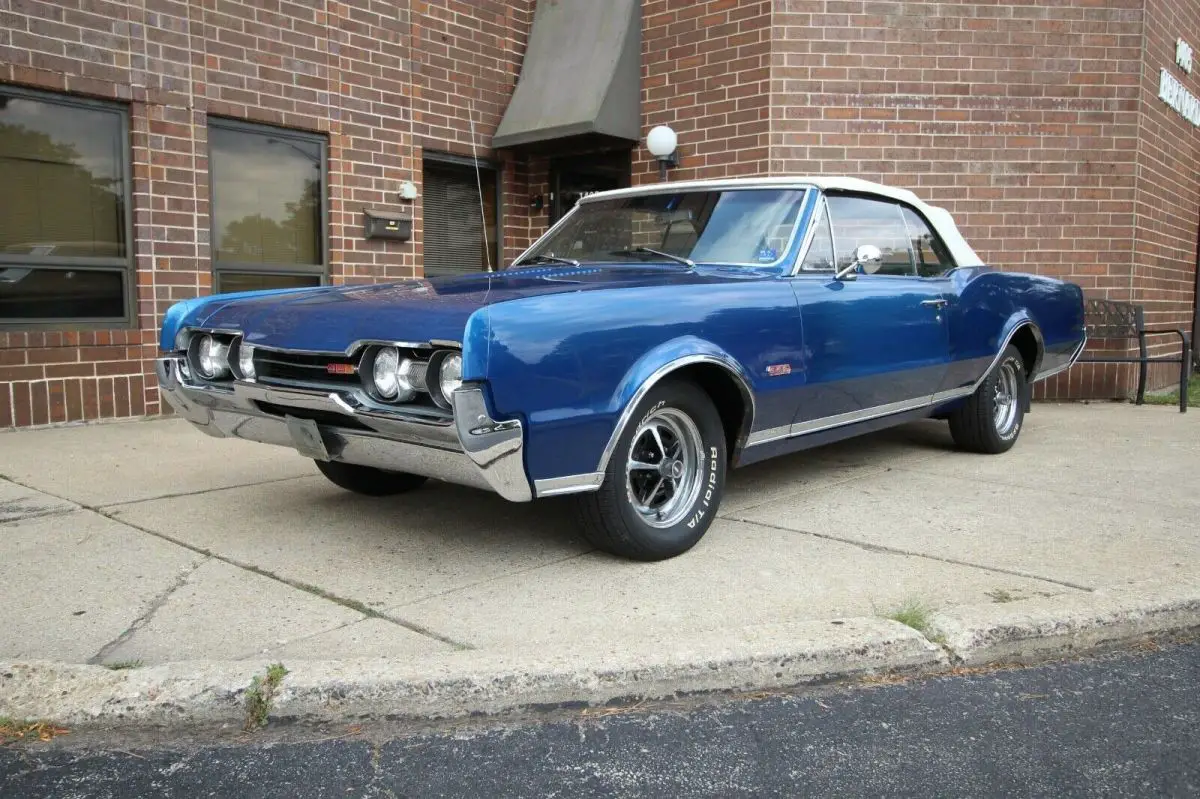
[[1, 618, 942, 729], [3, 576, 1199, 731], [927, 575, 1200, 666]]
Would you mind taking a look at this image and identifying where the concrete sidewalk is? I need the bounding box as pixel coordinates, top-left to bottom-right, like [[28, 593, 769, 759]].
[[1, 401, 1198, 727]]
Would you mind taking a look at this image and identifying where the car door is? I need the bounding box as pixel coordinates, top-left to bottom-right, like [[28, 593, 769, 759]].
[[787, 193, 952, 425]]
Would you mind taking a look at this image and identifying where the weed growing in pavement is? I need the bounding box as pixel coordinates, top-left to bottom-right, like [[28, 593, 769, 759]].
[[883, 597, 945, 647], [244, 663, 289, 731], [104, 660, 144, 671], [986, 589, 1019, 603], [0, 717, 70, 745]]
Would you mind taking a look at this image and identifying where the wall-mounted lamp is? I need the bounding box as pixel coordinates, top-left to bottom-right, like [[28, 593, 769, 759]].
[[397, 180, 418, 201], [646, 125, 679, 181]]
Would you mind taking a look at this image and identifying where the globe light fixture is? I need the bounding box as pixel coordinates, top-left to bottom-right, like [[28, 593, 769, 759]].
[[646, 125, 679, 181]]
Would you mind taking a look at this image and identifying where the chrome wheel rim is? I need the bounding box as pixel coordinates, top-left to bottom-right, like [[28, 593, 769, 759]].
[[993, 360, 1020, 436], [626, 408, 705, 529]]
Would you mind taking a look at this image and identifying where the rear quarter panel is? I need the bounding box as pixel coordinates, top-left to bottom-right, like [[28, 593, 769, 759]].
[[476, 278, 804, 483], [941, 267, 1086, 392]]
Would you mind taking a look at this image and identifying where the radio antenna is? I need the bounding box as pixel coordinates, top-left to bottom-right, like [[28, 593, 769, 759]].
[[467, 97, 493, 272]]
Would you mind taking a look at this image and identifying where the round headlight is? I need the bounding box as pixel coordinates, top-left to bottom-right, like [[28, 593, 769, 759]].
[[196, 335, 230, 379], [439, 353, 463, 402], [238, 342, 256, 380], [372, 347, 401, 398]]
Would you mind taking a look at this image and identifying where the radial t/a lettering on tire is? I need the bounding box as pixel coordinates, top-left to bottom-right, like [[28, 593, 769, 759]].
[[573, 379, 727, 561]]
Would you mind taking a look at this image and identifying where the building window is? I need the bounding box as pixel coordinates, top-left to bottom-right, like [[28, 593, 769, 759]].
[[422, 155, 499, 276], [209, 119, 326, 287], [0, 86, 132, 326]]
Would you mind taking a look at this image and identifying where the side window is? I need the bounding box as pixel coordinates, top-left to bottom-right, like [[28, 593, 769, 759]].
[[900, 206, 956, 277], [825, 195, 915, 276], [799, 199, 835, 271]]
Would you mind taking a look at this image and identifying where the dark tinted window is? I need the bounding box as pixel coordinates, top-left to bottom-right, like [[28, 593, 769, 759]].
[[901, 206, 955, 277], [0, 92, 126, 259], [799, 200, 835, 272], [217, 272, 322, 293], [0, 88, 130, 324], [423, 159, 499, 275], [0, 267, 124, 319], [825, 195, 914, 276], [210, 123, 324, 267]]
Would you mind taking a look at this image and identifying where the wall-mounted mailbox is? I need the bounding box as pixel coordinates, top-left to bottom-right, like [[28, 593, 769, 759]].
[[363, 209, 413, 241]]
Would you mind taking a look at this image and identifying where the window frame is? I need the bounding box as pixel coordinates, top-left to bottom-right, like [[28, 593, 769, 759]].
[[207, 116, 329, 288], [0, 84, 135, 330], [898, 204, 959, 278], [421, 150, 503, 274], [797, 195, 837, 273]]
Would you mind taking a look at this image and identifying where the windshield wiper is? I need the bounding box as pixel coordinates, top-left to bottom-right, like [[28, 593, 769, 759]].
[[515, 253, 580, 267], [610, 247, 695, 268]]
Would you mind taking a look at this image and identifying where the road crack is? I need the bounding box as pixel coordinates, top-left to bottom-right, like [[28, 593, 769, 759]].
[[87, 556, 211, 665]]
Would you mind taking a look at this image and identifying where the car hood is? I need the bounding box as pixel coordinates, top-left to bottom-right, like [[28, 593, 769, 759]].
[[193, 264, 749, 352]]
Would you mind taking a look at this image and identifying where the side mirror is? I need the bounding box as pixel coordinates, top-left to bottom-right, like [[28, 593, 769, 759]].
[[834, 244, 883, 281]]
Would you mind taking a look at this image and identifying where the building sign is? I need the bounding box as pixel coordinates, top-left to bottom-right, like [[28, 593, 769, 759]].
[[1161, 38, 1199, 127]]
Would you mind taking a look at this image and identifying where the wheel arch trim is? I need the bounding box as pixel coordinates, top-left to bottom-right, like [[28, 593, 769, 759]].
[[598, 350, 756, 476]]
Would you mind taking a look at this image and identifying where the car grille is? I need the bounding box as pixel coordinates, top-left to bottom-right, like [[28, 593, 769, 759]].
[[254, 349, 360, 388]]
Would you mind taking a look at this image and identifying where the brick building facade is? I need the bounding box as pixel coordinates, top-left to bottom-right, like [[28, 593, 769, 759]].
[[1, 0, 1196, 428]]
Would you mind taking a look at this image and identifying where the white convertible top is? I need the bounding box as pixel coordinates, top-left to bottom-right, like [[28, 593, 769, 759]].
[[579, 176, 985, 268]]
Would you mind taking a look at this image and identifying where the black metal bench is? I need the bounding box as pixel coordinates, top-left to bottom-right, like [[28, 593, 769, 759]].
[[1077, 298, 1191, 413]]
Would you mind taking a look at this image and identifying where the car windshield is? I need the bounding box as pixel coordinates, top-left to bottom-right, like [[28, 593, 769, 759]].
[[516, 188, 809, 268]]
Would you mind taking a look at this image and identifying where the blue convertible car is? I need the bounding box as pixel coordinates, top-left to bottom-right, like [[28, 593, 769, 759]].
[[157, 177, 1086, 560]]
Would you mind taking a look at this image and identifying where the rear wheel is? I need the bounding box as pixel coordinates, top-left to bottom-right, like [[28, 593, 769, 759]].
[[948, 344, 1027, 454], [314, 460, 428, 496], [573, 380, 727, 561]]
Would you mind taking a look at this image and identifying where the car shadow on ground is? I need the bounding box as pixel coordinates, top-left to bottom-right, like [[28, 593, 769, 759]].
[[286, 419, 961, 558]]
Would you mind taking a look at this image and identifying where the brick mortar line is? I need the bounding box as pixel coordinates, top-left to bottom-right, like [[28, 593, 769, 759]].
[[722, 513, 1094, 593]]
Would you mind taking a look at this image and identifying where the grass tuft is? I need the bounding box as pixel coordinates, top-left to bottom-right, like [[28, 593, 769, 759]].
[[885, 598, 936, 635], [1142, 374, 1199, 407], [244, 663, 289, 731], [0, 716, 70, 745], [104, 659, 144, 671], [986, 589, 1018, 604]]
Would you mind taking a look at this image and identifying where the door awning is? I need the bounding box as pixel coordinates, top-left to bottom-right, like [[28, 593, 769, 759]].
[[493, 0, 641, 151]]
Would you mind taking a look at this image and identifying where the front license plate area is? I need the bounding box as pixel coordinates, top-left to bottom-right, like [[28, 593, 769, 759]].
[[286, 415, 330, 460]]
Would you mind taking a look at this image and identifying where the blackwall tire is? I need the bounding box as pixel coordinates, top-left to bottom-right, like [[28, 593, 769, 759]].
[[314, 460, 429, 496], [948, 344, 1027, 454], [573, 380, 727, 561]]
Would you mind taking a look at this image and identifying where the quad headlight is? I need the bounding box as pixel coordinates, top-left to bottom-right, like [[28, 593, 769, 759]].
[[237, 342, 256, 380], [195, 334, 230, 380], [371, 347, 417, 402]]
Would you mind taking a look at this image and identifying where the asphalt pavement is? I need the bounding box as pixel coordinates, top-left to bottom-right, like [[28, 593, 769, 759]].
[[3, 641, 1197, 798]]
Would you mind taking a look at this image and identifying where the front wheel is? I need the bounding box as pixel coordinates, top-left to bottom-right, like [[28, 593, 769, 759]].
[[947, 344, 1027, 454], [314, 460, 429, 496], [573, 380, 727, 561]]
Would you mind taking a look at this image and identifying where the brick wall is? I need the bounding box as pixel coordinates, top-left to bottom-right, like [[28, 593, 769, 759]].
[[767, 0, 1155, 400], [1131, 0, 1200, 391], [635, 0, 773, 184], [0, 0, 532, 429]]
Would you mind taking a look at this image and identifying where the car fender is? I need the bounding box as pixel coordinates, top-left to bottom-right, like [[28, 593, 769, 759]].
[[597, 335, 757, 475]]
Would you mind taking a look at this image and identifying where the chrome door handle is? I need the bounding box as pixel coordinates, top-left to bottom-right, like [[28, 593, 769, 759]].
[[921, 298, 948, 308]]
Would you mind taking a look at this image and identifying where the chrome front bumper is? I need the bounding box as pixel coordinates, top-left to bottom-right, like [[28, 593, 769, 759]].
[[154, 357, 532, 502]]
